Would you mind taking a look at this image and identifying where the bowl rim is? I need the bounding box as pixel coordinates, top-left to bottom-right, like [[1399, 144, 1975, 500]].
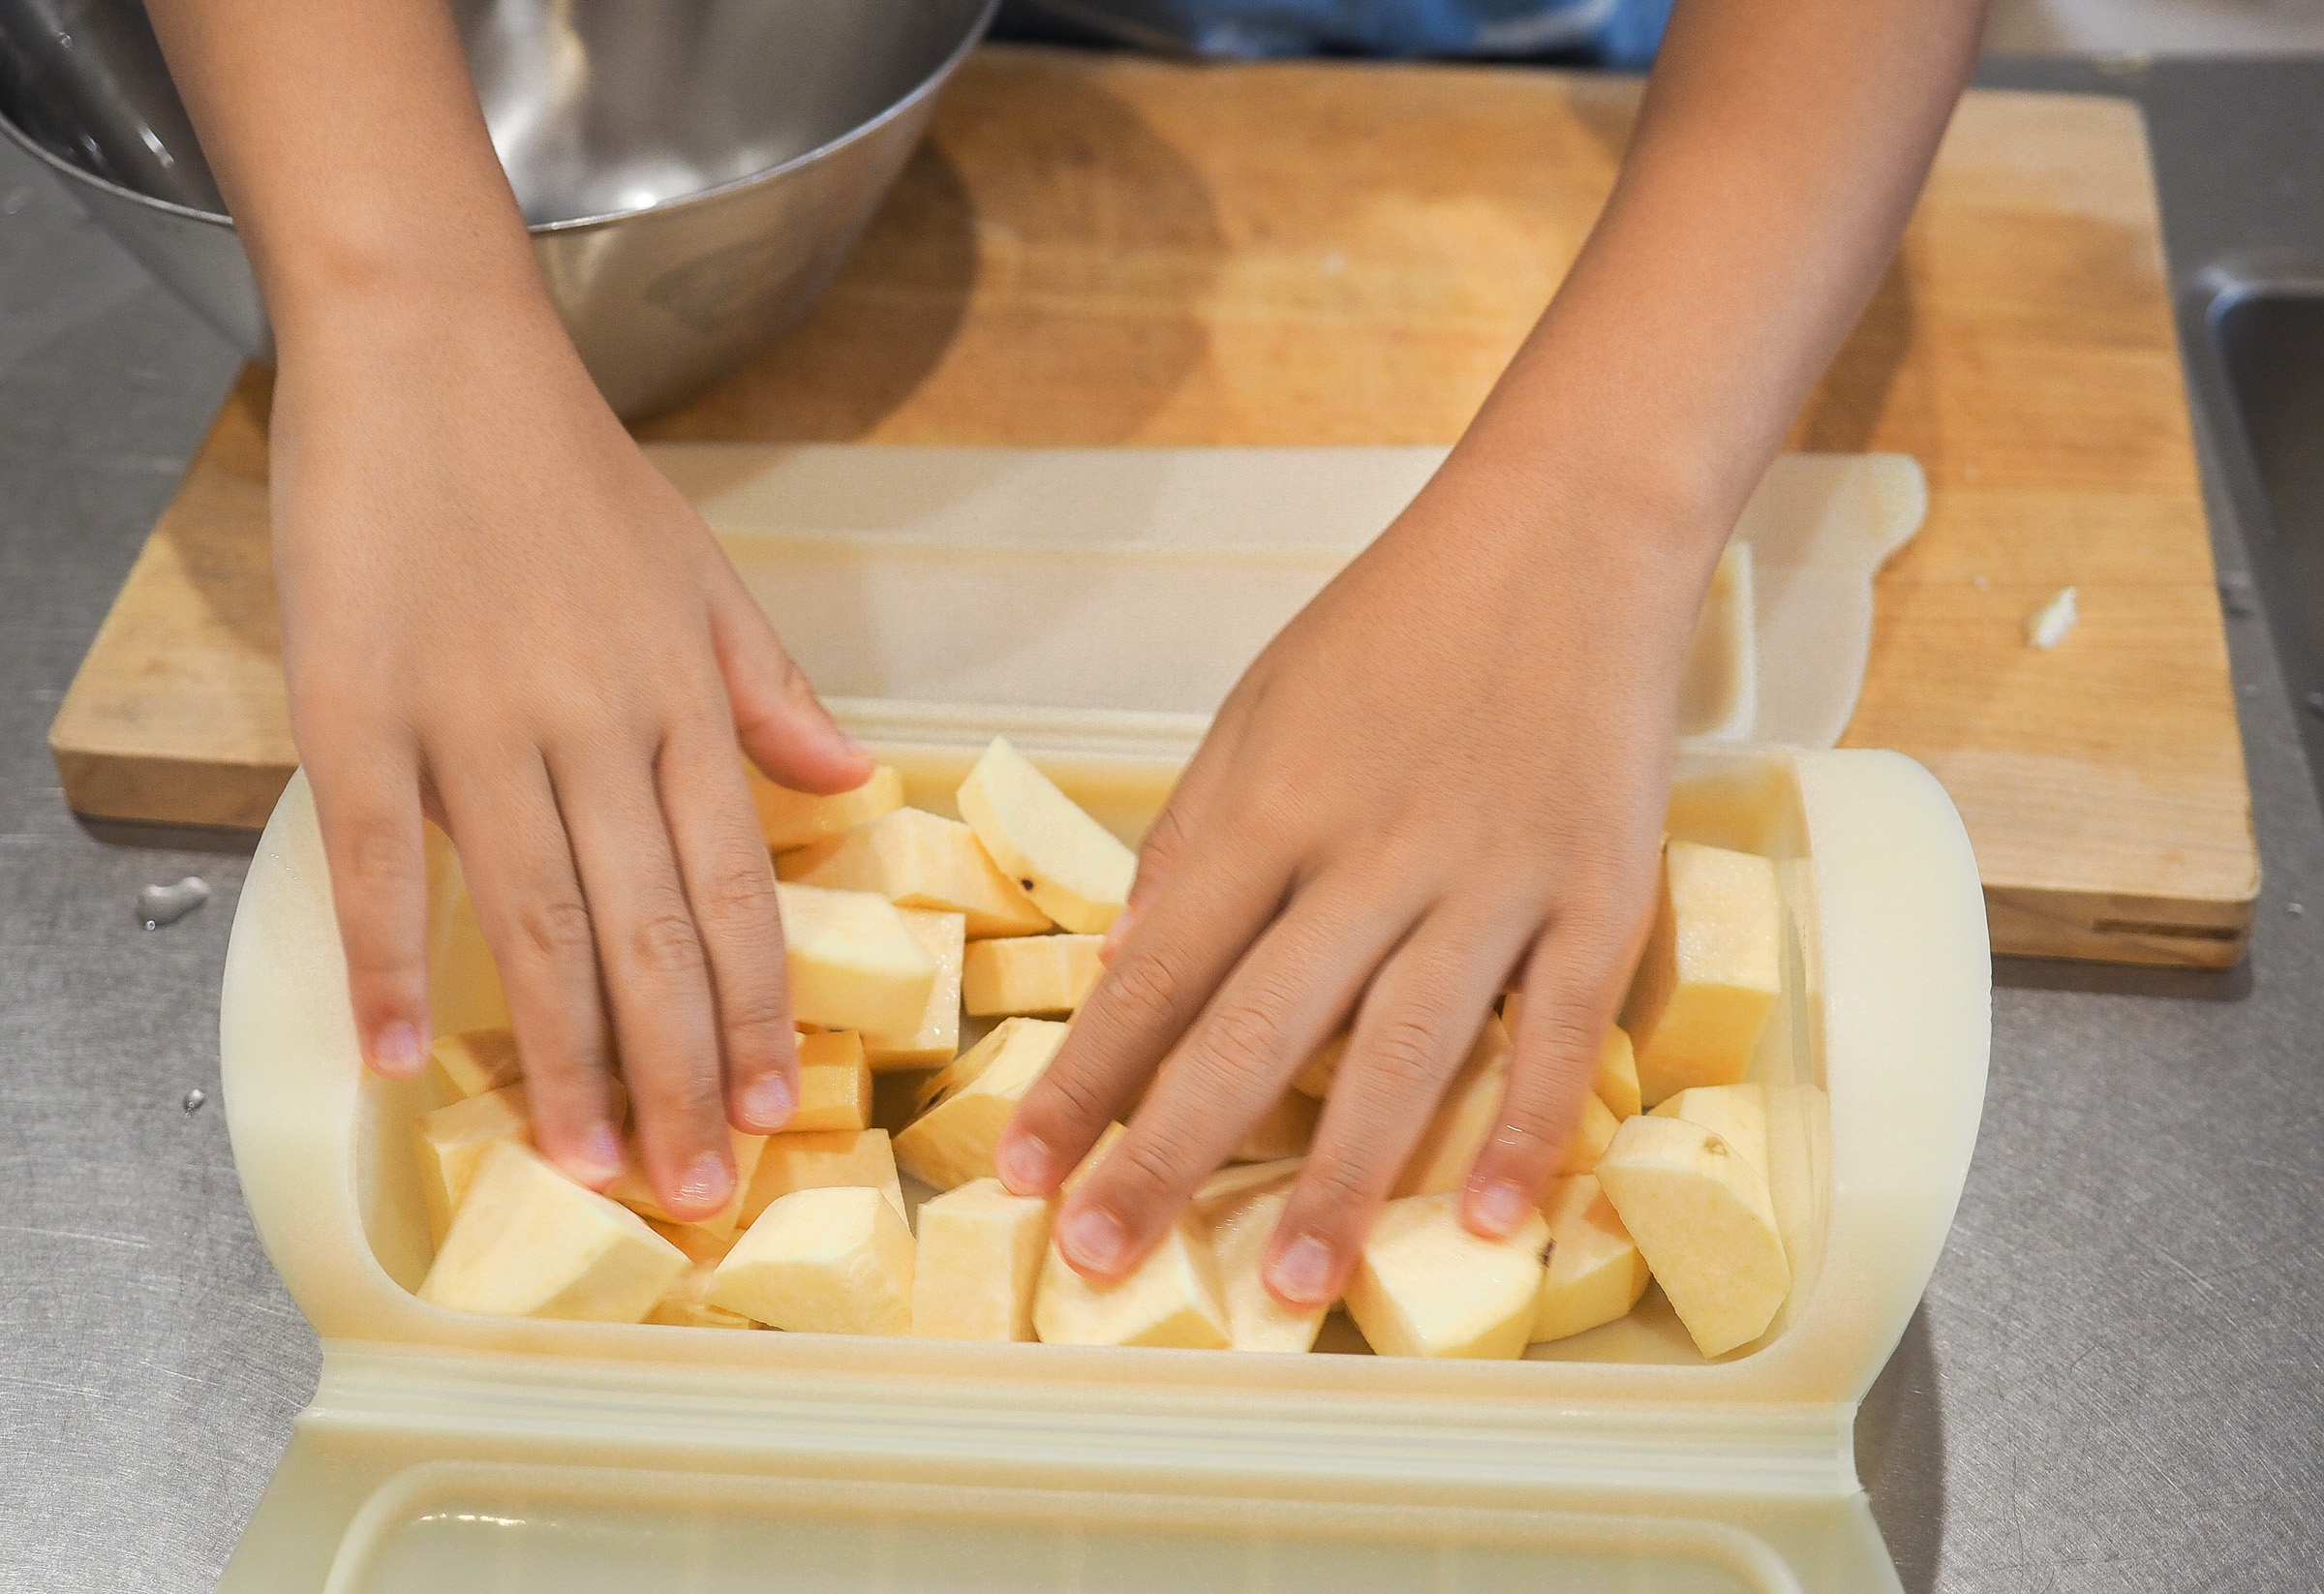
[[0, 0, 998, 235]]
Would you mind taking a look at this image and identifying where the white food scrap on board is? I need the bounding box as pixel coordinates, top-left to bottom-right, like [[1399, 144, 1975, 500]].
[[2025, 586, 2078, 650]]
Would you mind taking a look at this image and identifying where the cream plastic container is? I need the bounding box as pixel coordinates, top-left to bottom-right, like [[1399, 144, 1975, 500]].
[[216, 449, 1981, 1593]]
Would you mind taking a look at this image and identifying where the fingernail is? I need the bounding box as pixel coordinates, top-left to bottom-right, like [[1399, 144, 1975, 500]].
[[837, 726, 871, 759], [1058, 1205, 1127, 1274], [1471, 1180, 1534, 1239], [743, 1071, 795, 1131], [995, 1133, 1051, 1195], [370, 1022, 424, 1079], [575, 1124, 625, 1185], [676, 1150, 735, 1212], [1269, 1235, 1337, 1306]]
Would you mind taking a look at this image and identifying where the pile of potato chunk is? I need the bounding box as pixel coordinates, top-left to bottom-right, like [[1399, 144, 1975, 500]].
[[414, 739, 1796, 1360]]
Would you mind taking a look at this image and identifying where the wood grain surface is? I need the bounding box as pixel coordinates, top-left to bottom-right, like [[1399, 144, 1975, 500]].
[[46, 46, 2257, 966]]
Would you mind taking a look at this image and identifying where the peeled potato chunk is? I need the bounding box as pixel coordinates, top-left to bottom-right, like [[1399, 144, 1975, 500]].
[[791, 1030, 875, 1132], [1529, 1174, 1651, 1345], [1649, 1083, 1770, 1181], [1033, 1216, 1230, 1349], [710, 1185, 915, 1335], [750, 763, 903, 852], [414, 1083, 531, 1245], [1595, 1115, 1789, 1358], [743, 1127, 904, 1226], [961, 934, 1104, 1017], [643, 1222, 753, 1329], [911, 1177, 1054, 1341], [1194, 1157, 1302, 1211], [604, 1128, 769, 1240], [1203, 1183, 1325, 1353], [419, 1141, 687, 1323], [1343, 1192, 1550, 1360], [894, 1018, 1069, 1190], [1620, 841, 1781, 1106], [1592, 1027, 1644, 1120], [1233, 1091, 1321, 1163], [431, 1027, 521, 1098], [780, 807, 1052, 939], [956, 737, 1137, 934], [777, 881, 937, 1034], [861, 909, 965, 1070]]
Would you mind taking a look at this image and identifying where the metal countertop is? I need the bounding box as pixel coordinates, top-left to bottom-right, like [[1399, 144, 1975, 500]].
[[2, 55, 2319, 1594]]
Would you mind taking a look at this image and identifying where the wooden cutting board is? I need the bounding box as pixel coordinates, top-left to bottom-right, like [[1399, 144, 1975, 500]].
[[46, 46, 2256, 968]]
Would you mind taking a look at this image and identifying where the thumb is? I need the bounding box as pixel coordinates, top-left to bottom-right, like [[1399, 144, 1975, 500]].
[[707, 565, 872, 797]]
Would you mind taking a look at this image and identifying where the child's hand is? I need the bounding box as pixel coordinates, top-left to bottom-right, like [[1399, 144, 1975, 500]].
[[275, 303, 868, 1221], [995, 455, 1718, 1308]]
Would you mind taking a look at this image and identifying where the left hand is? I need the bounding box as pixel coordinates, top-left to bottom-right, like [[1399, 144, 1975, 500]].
[[993, 453, 1721, 1309]]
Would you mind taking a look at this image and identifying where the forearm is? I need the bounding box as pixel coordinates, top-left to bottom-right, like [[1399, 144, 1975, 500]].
[[144, 0, 554, 353], [1454, 0, 1984, 565]]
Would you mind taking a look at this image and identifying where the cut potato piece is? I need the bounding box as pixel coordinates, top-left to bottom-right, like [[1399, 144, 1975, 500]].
[[1530, 1175, 1651, 1344], [742, 1127, 903, 1226], [603, 1128, 769, 1240], [413, 1083, 531, 1245], [862, 909, 964, 1069], [1650, 1083, 1770, 1181], [776, 881, 937, 1034], [894, 1018, 1069, 1190], [1593, 1027, 1643, 1120], [961, 934, 1104, 1017], [791, 1030, 875, 1132], [710, 1185, 915, 1335], [642, 1222, 752, 1329], [1620, 841, 1781, 1106], [779, 807, 1052, 938], [956, 737, 1136, 934], [1205, 1184, 1325, 1353], [1343, 1192, 1549, 1360], [418, 1142, 687, 1323], [1290, 1032, 1348, 1099], [750, 764, 903, 852], [1033, 1215, 1230, 1349], [1595, 1115, 1789, 1358], [911, 1177, 1053, 1341], [431, 1027, 521, 1098], [1233, 1091, 1321, 1163]]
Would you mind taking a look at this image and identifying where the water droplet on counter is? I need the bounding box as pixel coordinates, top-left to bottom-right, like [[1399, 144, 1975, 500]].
[[2289, 903, 2305, 919], [139, 876, 211, 930], [182, 1088, 206, 1113]]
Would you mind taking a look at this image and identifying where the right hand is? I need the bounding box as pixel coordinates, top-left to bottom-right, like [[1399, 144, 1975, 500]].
[[274, 290, 869, 1220]]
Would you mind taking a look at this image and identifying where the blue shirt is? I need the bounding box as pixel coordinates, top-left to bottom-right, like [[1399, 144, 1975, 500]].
[[999, 0, 1674, 69]]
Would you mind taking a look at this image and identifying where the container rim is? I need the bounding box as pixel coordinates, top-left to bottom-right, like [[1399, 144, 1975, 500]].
[[0, 0, 999, 236]]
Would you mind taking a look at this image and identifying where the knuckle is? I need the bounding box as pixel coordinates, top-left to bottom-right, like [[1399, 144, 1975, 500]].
[[692, 857, 780, 936], [719, 989, 794, 1062], [630, 905, 707, 979], [1101, 947, 1188, 1033], [1039, 1061, 1119, 1132], [1113, 1133, 1190, 1203], [513, 896, 596, 968], [1360, 1014, 1452, 1099], [1295, 1152, 1386, 1227]]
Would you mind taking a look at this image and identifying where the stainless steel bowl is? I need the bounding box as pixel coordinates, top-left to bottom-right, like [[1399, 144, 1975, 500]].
[[0, 0, 995, 417]]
